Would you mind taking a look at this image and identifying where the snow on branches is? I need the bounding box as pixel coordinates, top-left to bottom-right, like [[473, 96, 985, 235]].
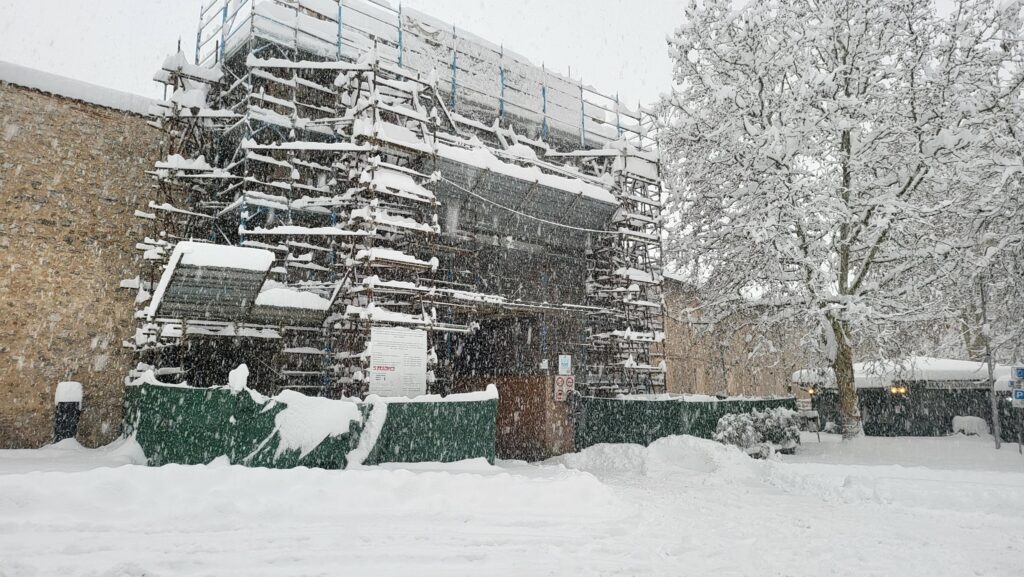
[[660, 0, 1024, 436]]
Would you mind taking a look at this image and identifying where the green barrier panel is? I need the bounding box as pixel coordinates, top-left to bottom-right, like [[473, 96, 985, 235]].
[[123, 384, 497, 468], [123, 384, 358, 468], [363, 400, 498, 465], [575, 396, 797, 450]]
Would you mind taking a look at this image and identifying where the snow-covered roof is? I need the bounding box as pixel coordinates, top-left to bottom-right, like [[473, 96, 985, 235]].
[[146, 241, 275, 319], [793, 356, 1014, 390], [0, 61, 156, 115], [255, 287, 331, 311]]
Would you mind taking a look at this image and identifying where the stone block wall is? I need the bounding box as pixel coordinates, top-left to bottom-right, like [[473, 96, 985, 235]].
[[0, 81, 160, 448]]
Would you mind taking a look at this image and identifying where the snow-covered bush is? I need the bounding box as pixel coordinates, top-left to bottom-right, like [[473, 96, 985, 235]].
[[714, 408, 801, 457], [952, 416, 989, 436], [757, 408, 801, 451], [713, 413, 762, 452]]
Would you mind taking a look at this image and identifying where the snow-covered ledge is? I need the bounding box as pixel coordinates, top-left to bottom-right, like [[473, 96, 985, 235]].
[[0, 60, 156, 115]]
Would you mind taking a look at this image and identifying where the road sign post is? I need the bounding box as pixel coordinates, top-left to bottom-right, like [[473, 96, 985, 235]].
[[1012, 387, 1024, 409], [1013, 368, 1024, 455], [1013, 367, 1024, 409]]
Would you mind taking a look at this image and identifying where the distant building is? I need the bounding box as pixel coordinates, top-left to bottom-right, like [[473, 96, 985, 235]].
[[662, 274, 807, 398]]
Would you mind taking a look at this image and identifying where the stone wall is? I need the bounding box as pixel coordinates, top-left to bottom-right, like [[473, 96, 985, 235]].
[[0, 81, 160, 448]]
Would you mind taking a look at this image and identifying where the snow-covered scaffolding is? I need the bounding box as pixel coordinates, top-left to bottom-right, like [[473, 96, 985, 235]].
[[130, 0, 665, 397]]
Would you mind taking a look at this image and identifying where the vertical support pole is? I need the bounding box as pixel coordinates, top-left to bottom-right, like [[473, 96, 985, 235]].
[[542, 64, 549, 142], [337, 0, 344, 60], [195, 3, 203, 64], [293, 2, 300, 55], [615, 93, 622, 138], [398, 3, 404, 67], [329, 206, 338, 282], [499, 45, 505, 123], [219, 0, 228, 63], [579, 80, 585, 148], [240, 197, 248, 245], [450, 25, 458, 111], [320, 329, 333, 398]]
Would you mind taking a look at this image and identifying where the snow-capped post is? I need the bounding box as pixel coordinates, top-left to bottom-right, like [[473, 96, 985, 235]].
[[53, 381, 83, 443]]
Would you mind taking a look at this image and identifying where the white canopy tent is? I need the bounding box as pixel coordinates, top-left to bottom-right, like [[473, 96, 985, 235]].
[[792, 356, 1014, 391]]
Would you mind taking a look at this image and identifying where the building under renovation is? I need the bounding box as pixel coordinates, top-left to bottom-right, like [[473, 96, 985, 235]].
[[129, 0, 665, 402]]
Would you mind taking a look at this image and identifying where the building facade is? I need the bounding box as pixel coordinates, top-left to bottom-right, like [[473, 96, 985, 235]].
[[131, 0, 667, 407]]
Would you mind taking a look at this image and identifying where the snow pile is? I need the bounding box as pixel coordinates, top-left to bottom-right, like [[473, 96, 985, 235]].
[[255, 287, 331, 310], [951, 416, 990, 436], [0, 437, 145, 474], [227, 364, 250, 393], [554, 435, 761, 481], [267, 391, 362, 458], [175, 241, 275, 271]]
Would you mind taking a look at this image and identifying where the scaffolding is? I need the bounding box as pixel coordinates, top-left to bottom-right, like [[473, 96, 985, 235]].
[[130, 0, 665, 397]]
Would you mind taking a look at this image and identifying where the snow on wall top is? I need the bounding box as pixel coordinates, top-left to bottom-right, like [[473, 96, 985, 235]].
[[0, 61, 156, 115]]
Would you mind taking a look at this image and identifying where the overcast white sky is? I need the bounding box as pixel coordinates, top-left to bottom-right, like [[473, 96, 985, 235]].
[[0, 0, 685, 107]]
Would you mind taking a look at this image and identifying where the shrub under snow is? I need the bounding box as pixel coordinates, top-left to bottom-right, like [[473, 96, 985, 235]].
[[714, 408, 801, 457], [952, 416, 989, 436]]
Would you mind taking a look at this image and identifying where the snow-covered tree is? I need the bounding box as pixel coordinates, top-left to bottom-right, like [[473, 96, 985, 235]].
[[660, 0, 1024, 437]]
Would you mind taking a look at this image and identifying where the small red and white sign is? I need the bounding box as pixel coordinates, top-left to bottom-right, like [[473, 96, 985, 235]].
[[554, 375, 576, 401]]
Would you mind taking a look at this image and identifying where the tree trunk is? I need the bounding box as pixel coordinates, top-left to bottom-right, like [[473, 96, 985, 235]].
[[831, 318, 862, 438]]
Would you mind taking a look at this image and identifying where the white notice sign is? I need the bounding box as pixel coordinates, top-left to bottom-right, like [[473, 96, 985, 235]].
[[368, 326, 427, 397], [558, 354, 572, 376]]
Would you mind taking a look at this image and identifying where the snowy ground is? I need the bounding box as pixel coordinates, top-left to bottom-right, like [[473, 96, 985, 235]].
[[1, 434, 1022, 577]]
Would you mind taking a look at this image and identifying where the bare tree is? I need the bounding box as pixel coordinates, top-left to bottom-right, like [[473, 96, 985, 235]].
[[660, 0, 1024, 437]]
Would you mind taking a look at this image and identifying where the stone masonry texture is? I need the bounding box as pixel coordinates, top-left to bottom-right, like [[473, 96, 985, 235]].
[[0, 81, 161, 448]]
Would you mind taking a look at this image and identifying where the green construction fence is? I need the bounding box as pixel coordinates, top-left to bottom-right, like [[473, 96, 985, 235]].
[[812, 387, 1024, 441], [122, 383, 498, 469], [574, 395, 798, 449]]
